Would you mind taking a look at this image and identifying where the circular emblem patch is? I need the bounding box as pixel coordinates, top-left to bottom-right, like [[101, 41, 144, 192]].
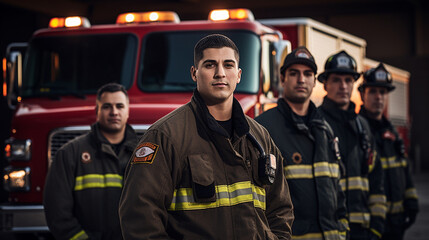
[[292, 152, 302, 164], [81, 152, 91, 164]]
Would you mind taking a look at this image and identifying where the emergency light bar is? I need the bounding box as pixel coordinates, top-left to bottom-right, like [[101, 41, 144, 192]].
[[49, 16, 91, 28], [209, 8, 254, 21], [116, 11, 180, 24]]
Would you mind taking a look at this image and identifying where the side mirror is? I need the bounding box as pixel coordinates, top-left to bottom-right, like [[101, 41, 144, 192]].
[[4, 43, 28, 110]]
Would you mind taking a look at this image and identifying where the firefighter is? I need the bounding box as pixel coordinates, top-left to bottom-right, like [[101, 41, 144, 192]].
[[43, 83, 138, 240], [358, 63, 419, 240], [318, 50, 386, 240], [256, 46, 348, 239], [119, 34, 294, 239]]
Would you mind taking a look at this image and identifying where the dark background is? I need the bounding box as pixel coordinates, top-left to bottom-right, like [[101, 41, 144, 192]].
[[1, 0, 428, 174]]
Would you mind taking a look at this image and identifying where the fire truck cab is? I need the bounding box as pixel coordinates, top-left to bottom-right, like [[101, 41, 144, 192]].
[[1, 9, 289, 233]]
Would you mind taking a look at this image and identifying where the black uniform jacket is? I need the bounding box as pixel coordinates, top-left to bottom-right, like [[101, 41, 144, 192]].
[[44, 123, 138, 240], [256, 99, 348, 240], [119, 90, 294, 240], [360, 107, 419, 229], [319, 97, 386, 238]]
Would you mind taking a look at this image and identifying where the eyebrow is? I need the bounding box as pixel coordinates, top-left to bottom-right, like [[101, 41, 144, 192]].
[[202, 59, 236, 64]]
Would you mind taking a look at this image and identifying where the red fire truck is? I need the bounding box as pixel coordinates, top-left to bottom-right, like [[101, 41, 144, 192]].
[[1, 9, 288, 234]]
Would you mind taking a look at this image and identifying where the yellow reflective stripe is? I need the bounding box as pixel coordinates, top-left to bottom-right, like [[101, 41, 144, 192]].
[[70, 230, 88, 240], [74, 174, 123, 191], [314, 162, 339, 178], [349, 212, 370, 227], [369, 194, 386, 205], [284, 162, 339, 179], [339, 177, 369, 192], [380, 156, 407, 169], [386, 200, 404, 214], [285, 165, 313, 179], [293, 232, 323, 240], [340, 218, 350, 231], [405, 188, 418, 199], [169, 181, 266, 211], [370, 204, 387, 218], [370, 228, 382, 238]]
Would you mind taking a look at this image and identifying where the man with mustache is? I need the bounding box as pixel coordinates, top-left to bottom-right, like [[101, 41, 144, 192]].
[[358, 63, 419, 240], [256, 47, 348, 239], [318, 51, 386, 240]]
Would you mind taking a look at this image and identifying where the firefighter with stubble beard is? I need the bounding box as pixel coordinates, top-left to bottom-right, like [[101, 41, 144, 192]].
[[256, 46, 349, 239], [44, 83, 138, 240], [318, 51, 386, 240], [358, 63, 419, 240]]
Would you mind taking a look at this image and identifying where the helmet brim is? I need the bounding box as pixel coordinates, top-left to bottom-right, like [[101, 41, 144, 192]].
[[317, 69, 361, 83], [358, 82, 396, 92]]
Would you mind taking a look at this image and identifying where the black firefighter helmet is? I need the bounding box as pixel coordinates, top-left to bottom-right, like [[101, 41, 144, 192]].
[[317, 50, 361, 83], [358, 63, 395, 92]]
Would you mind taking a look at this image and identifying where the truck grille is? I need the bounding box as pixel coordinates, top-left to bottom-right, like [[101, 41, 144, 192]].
[[48, 125, 148, 167]]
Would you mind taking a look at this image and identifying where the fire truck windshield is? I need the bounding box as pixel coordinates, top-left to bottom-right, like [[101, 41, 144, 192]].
[[139, 30, 260, 94], [22, 33, 138, 98]]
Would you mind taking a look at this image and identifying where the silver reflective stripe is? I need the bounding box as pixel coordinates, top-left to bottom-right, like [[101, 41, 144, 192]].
[[169, 181, 266, 211], [349, 212, 371, 227], [380, 156, 407, 169], [339, 177, 369, 191], [387, 200, 404, 214], [285, 162, 339, 179]]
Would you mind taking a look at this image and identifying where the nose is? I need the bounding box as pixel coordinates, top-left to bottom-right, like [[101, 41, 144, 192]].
[[110, 106, 119, 115], [339, 79, 347, 89], [214, 65, 226, 78], [297, 73, 305, 83]]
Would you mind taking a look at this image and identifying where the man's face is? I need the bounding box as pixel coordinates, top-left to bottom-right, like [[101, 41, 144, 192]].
[[190, 47, 242, 105], [282, 64, 315, 104], [361, 86, 388, 118], [96, 91, 129, 134], [324, 73, 355, 108]]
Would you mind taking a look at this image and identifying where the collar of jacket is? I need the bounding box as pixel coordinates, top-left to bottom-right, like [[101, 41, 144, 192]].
[[359, 106, 393, 132], [90, 123, 137, 154], [191, 89, 250, 138], [321, 96, 357, 122]]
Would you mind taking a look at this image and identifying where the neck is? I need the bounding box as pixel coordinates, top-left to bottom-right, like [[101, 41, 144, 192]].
[[339, 102, 350, 111], [206, 98, 233, 121], [101, 128, 125, 144], [286, 99, 309, 116], [365, 110, 383, 121]]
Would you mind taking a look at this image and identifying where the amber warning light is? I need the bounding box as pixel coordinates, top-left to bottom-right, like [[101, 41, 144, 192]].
[[209, 9, 254, 21], [49, 16, 91, 28], [116, 11, 180, 24]]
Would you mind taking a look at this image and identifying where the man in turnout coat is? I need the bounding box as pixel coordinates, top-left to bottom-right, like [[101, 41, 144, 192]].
[[119, 34, 294, 240], [256, 46, 348, 240], [318, 50, 386, 240], [358, 63, 419, 240]]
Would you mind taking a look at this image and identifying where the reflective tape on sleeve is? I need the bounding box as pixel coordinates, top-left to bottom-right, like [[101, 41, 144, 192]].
[[74, 174, 123, 191], [284, 162, 339, 179], [339, 177, 369, 192]]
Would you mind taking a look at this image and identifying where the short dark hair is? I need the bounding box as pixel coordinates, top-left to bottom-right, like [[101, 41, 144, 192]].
[[193, 34, 239, 67], [96, 83, 128, 102]]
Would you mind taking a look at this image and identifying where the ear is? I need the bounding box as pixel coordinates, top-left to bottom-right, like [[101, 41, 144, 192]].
[[323, 81, 327, 91], [190, 66, 197, 82], [237, 68, 242, 83], [313, 77, 317, 88]]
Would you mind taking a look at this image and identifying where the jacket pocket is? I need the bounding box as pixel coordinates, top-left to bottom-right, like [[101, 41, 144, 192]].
[[188, 154, 216, 203]]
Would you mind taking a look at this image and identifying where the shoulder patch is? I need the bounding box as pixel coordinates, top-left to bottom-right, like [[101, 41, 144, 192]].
[[133, 142, 159, 164]]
